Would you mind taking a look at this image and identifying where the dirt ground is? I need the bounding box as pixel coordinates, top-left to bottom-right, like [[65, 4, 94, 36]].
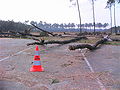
[[0, 38, 120, 90]]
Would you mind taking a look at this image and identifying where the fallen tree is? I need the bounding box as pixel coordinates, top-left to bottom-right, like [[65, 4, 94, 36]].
[[31, 24, 56, 36], [17, 31, 42, 37], [69, 35, 111, 50], [8, 24, 57, 37], [27, 36, 87, 46], [3, 25, 119, 49], [111, 38, 120, 41]]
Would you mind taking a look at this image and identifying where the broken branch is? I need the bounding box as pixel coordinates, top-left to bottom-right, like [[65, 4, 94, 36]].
[[31, 24, 55, 36], [27, 36, 87, 46]]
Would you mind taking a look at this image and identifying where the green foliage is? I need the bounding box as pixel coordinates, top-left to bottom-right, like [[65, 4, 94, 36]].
[[107, 0, 120, 4], [0, 20, 31, 32], [0, 19, 110, 33], [105, 42, 120, 45]]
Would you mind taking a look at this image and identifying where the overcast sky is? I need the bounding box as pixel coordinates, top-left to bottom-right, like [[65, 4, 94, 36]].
[[0, 0, 120, 27]]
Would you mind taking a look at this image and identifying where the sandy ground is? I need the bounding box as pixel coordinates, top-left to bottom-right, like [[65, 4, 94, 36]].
[[0, 38, 120, 90]]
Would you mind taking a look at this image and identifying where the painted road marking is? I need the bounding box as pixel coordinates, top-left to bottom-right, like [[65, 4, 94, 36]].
[[0, 47, 34, 62], [80, 49, 106, 90]]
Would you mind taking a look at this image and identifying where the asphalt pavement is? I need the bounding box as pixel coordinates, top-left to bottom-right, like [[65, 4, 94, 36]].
[[0, 38, 120, 90], [86, 45, 120, 89]]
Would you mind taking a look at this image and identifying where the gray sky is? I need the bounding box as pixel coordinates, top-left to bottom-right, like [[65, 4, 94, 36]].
[[0, 0, 120, 27]]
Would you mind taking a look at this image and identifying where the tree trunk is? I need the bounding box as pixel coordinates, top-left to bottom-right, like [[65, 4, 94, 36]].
[[92, 0, 96, 34], [69, 36, 109, 50], [114, 4, 117, 35], [76, 0, 82, 34], [27, 36, 87, 46], [110, 6, 113, 34], [31, 24, 55, 36]]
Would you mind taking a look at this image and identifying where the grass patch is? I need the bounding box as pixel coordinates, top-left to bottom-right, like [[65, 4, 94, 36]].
[[105, 42, 120, 45], [13, 37, 31, 39], [78, 38, 101, 44]]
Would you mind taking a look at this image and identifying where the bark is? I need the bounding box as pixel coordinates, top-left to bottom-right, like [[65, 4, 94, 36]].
[[27, 36, 87, 46], [9, 31, 42, 37], [69, 37, 109, 50], [93, 38, 108, 47], [111, 38, 120, 41], [31, 24, 55, 36], [69, 44, 95, 50], [31, 37, 41, 41], [17, 31, 42, 37]]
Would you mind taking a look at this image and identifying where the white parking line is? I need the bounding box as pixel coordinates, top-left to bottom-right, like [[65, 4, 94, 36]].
[[0, 47, 34, 62], [80, 49, 106, 90]]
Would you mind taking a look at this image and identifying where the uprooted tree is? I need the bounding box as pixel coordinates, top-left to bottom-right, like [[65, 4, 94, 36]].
[[69, 36, 110, 50], [27, 36, 88, 46], [25, 25, 119, 51], [3, 23, 119, 51]]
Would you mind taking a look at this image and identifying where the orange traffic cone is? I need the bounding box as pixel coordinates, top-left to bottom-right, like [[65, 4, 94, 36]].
[[30, 45, 44, 72]]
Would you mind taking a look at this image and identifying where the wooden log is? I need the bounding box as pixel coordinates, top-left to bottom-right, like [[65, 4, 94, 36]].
[[18, 32, 42, 37], [111, 38, 120, 41], [69, 44, 95, 50], [69, 36, 110, 50], [93, 38, 108, 47], [27, 36, 87, 46]]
